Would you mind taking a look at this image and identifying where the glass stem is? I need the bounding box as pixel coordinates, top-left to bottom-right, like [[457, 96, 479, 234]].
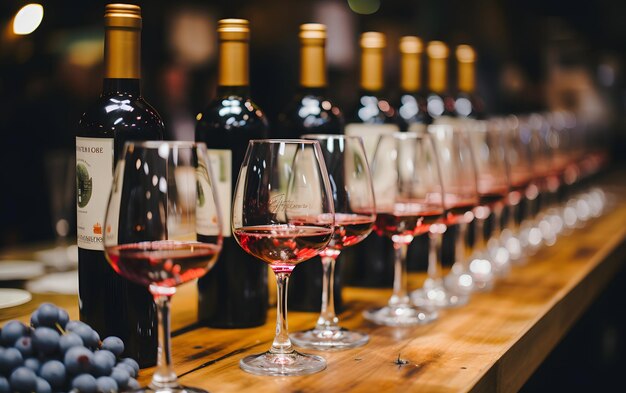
[[474, 216, 487, 251], [389, 241, 409, 307], [150, 295, 179, 390], [492, 204, 503, 240], [271, 272, 294, 354], [425, 230, 443, 288], [315, 255, 339, 331], [454, 221, 469, 273]]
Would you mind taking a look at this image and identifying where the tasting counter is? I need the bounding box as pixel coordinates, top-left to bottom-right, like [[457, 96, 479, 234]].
[[1, 174, 625, 393]]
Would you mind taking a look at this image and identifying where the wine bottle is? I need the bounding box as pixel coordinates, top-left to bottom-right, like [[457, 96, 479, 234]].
[[76, 3, 162, 368], [277, 23, 344, 138], [425, 41, 456, 122], [195, 19, 269, 328], [397, 36, 431, 133], [343, 32, 397, 288], [279, 23, 345, 312], [454, 44, 485, 119], [397, 36, 431, 272]]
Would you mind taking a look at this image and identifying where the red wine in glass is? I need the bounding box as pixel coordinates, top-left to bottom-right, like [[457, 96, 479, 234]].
[[234, 225, 333, 273], [294, 213, 374, 252], [107, 240, 221, 294], [374, 212, 443, 238]]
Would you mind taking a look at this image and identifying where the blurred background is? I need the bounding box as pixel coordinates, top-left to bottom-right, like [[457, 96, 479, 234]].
[[0, 0, 625, 389], [1, 0, 625, 246]]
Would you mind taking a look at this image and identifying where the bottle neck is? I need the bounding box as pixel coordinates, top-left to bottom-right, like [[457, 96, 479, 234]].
[[458, 61, 475, 93], [104, 26, 140, 80], [102, 78, 140, 95], [400, 52, 421, 92], [300, 44, 326, 88], [361, 48, 384, 91], [219, 40, 249, 87], [217, 85, 251, 97], [428, 57, 447, 94]]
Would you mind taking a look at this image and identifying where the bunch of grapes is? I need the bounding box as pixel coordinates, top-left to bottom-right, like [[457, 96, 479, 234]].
[[0, 303, 141, 392]]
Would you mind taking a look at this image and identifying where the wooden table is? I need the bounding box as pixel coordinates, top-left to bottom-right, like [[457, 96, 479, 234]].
[[2, 178, 625, 392]]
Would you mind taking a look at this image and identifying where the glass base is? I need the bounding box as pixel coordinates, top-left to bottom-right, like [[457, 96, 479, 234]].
[[239, 350, 326, 376], [468, 254, 495, 292], [128, 386, 207, 393], [290, 328, 369, 351], [410, 286, 469, 309], [363, 305, 437, 327]]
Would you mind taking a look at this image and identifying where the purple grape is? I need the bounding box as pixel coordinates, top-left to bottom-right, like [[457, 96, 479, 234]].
[[119, 358, 139, 375], [14, 336, 33, 357], [0, 376, 9, 393], [92, 351, 115, 377], [23, 358, 40, 373], [113, 363, 136, 378], [57, 309, 70, 329], [101, 336, 124, 357], [9, 367, 37, 392], [39, 360, 66, 389], [59, 332, 83, 354], [30, 310, 40, 328], [96, 376, 118, 392], [127, 377, 140, 390], [65, 320, 86, 332], [36, 304, 60, 328], [98, 350, 116, 365], [32, 327, 60, 355], [35, 377, 51, 393], [0, 321, 28, 346], [72, 324, 99, 348], [64, 346, 93, 375], [109, 367, 130, 390], [72, 374, 97, 393], [0, 347, 24, 374]]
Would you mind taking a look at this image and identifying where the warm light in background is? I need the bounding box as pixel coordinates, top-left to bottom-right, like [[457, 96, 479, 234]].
[[13, 3, 44, 35], [348, 0, 380, 15]]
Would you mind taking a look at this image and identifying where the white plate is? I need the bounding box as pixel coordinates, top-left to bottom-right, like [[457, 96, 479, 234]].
[[0, 288, 32, 309], [26, 271, 78, 295], [0, 260, 45, 280], [34, 245, 78, 270]]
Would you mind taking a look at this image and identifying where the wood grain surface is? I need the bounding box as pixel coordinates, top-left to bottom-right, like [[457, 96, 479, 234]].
[[1, 177, 625, 393]]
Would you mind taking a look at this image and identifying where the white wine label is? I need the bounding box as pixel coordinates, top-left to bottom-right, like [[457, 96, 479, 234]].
[[345, 123, 399, 163], [198, 149, 232, 237], [76, 137, 114, 251]]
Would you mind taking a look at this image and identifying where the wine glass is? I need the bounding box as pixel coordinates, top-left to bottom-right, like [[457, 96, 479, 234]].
[[499, 115, 534, 264], [466, 119, 510, 288], [290, 135, 376, 350], [103, 141, 223, 393], [232, 139, 334, 376], [426, 124, 480, 301], [364, 132, 444, 326]]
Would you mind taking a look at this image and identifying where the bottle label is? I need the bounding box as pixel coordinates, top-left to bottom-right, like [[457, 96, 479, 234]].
[[199, 149, 232, 237], [76, 137, 114, 251], [345, 123, 399, 162]]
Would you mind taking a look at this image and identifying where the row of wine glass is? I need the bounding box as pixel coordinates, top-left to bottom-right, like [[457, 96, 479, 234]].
[[98, 109, 609, 390]]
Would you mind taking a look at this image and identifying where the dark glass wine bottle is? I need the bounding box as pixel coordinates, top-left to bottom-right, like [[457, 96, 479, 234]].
[[454, 44, 485, 119], [277, 24, 343, 138], [397, 36, 432, 273], [424, 41, 459, 268], [397, 36, 431, 133], [342, 32, 397, 288], [425, 41, 456, 122], [278, 24, 345, 312], [76, 3, 162, 368], [195, 19, 269, 328]]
